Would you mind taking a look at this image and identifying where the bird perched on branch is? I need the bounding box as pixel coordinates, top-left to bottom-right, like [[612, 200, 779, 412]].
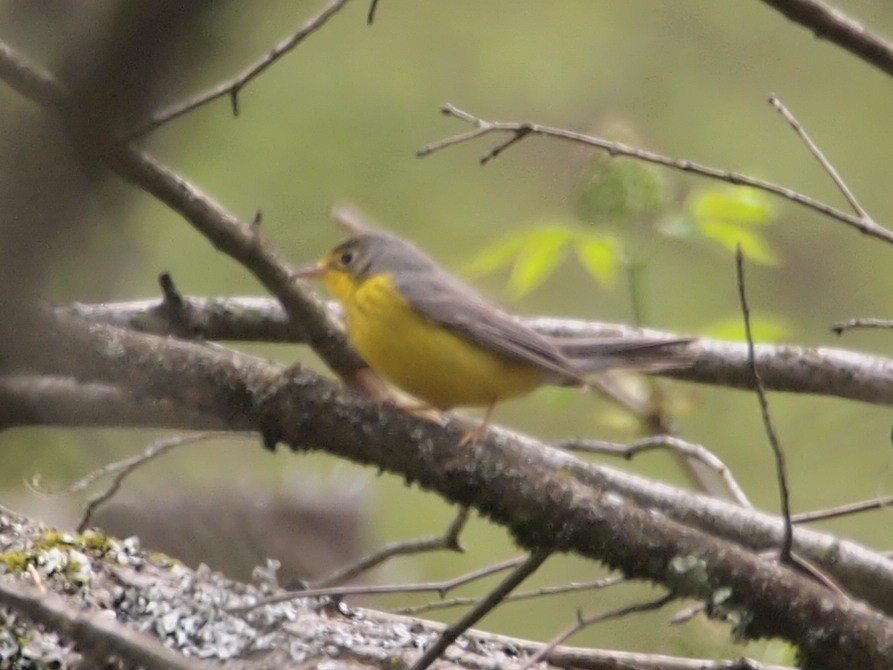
[[295, 229, 691, 443]]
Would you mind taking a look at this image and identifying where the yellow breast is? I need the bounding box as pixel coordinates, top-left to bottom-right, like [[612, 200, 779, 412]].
[[327, 271, 543, 408]]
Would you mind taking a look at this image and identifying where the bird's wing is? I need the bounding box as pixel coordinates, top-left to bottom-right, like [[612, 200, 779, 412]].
[[395, 270, 584, 385]]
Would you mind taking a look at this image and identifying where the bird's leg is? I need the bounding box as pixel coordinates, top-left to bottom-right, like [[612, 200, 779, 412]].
[[458, 402, 496, 447], [344, 366, 397, 403]]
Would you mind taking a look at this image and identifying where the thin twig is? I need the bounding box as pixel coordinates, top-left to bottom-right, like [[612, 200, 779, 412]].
[[521, 593, 676, 670], [70, 432, 237, 532], [559, 436, 752, 508], [791, 494, 893, 524], [366, 0, 380, 24], [393, 574, 623, 615], [233, 555, 528, 613], [736, 247, 793, 562], [418, 103, 893, 245], [669, 602, 704, 625], [128, 0, 353, 137], [310, 506, 469, 588], [769, 93, 871, 220], [831, 318, 893, 334], [544, 645, 793, 670], [410, 549, 551, 670], [785, 550, 845, 595]]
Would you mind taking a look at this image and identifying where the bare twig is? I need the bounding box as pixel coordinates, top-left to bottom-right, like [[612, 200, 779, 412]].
[[756, 0, 893, 80], [235, 555, 528, 612], [310, 506, 469, 588], [394, 574, 623, 615], [785, 550, 845, 595], [64, 432, 238, 532], [791, 494, 893, 524], [736, 248, 793, 562], [410, 549, 551, 670], [769, 93, 872, 220], [832, 318, 893, 334], [418, 104, 893, 245], [367, 0, 380, 24], [521, 593, 676, 670], [544, 645, 793, 670], [559, 435, 752, 508], [128, 0, 353, 137]]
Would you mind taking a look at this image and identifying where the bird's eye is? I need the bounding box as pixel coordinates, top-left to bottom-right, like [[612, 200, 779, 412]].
[[338, 250, 356, 267]]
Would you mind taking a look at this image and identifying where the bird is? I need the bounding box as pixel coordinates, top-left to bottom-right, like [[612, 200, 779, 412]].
[[294, 230, 690, 443]]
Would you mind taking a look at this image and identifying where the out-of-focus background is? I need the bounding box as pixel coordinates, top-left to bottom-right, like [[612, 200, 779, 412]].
[[2, 0, 893, 661]]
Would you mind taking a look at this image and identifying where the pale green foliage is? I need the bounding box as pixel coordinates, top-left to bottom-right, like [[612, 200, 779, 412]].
[[466, 224, 619, 299], [684, 186, 779, 265], [574, 234, 621, 287]]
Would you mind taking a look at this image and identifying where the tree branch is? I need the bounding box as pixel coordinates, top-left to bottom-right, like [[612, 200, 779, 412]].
[[0, 507, 797, 670], [756, 0, 893, 79], [16, 309, 893, 669], [128, 0, 354, 137], [0, 579, 209, 670], [419, 104, 893, 245], [61, 297, 893, 407], [0, 38, 370, 390]]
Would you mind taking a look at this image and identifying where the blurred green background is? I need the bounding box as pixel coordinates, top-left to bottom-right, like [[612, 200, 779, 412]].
[[3, 0, 893, 662]]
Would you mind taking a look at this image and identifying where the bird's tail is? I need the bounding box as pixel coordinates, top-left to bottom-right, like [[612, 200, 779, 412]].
[[557, 335, 694, 375]]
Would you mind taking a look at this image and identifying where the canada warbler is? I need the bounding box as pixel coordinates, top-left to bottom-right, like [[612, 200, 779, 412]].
[[294, 232, 689, 434]]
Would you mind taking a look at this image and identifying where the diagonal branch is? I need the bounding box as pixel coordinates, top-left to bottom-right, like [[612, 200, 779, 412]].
[[128, 0, 354, 137], [410, 550, 551, 670], [21, 310, 893, 669], [756, 0, 893, 79], [769, 93, 870, 220], [0, 38, 375, 392]]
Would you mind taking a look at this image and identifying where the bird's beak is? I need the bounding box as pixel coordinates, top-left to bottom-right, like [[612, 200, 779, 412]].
[[291, 262, 326, 279]]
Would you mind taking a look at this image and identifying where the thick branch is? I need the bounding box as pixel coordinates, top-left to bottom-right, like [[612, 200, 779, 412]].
[[22, 310, 893, 669], [65, 297, 893, 407], [0, 580, 209, 670], [0, 508, 795, 670], [0, 375, 228, 430], [8, 310, 893, 619]]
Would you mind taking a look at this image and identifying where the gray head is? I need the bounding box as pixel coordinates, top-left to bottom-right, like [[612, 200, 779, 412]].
[[326, 232, 440, 281]]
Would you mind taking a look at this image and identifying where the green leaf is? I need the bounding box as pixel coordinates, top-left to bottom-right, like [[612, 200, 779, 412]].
[[573, 233, 620, 286], [697, 219, 779, 265], [506, 228, 573, 298], [463, 234, 526, 277], [702, 314, 791, 342], [691, 186, 775, 226]]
